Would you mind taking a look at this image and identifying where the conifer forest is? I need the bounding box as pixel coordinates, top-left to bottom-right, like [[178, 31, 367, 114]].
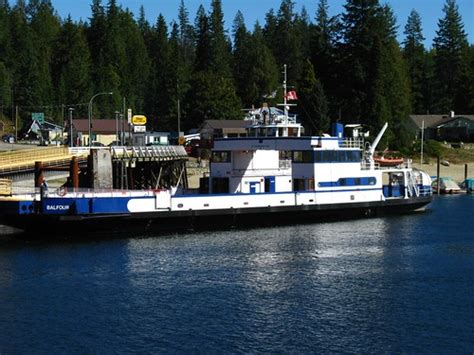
[[0, 0, 473, 149]]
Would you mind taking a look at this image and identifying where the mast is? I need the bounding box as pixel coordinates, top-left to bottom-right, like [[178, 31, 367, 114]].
[[283, 64, 288, 119]]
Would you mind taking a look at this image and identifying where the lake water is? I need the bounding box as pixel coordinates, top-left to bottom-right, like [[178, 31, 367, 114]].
[[0, 195, 473, 352]]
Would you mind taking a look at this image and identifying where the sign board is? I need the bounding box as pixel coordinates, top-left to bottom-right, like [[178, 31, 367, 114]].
[[133, 125, 146, 133], [32, 112, 45, 123], [132, 115, 147, 126], [127, 109, 132, 124]]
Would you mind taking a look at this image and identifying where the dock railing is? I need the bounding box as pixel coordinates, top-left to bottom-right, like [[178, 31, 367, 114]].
[[0, 178, 12, 196]]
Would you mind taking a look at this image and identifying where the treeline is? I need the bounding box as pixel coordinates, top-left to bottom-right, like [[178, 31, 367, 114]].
[[0, 0, 473, 148]]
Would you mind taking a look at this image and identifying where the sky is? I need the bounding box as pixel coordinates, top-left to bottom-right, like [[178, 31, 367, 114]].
[[53, 0, 474, 47]]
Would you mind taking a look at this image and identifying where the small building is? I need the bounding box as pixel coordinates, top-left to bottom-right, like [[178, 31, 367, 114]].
[[68, 119, 124, 146], [23, 119, 64, 145], [410, 113, 474, 142], [132, 131, 170, 146], [199, 120, 250, 141]]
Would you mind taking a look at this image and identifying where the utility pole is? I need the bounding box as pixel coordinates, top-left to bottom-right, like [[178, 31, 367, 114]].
[[14, 105, 18, 142], [420, 120, 424, 166], [115, 111, 120, 144], [69, 107, 74, 147]]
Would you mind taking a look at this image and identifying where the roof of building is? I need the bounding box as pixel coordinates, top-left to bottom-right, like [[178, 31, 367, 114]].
[[72, 119, 118, 134], [200, 120, 251, 130], [410, 114, 474, 129]]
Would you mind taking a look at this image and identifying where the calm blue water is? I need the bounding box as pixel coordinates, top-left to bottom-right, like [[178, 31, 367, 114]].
[[0, 195, 473, 353]]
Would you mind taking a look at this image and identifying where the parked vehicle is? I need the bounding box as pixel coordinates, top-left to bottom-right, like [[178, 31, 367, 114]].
[[1, 134, 15, 143]]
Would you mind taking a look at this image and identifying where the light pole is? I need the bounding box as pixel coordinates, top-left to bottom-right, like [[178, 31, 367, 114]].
[[88, 92, 113, 147], [114, 111, 120, 145], [69, 107, 74, 147]]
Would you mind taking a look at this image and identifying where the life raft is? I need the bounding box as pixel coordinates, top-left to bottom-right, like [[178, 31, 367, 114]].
[[373, 156, 404, 167]]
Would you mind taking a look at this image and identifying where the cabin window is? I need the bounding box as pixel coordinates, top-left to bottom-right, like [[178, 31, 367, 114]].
[[293, 178, 306, 191], [212, 177, 229, 194], [314, 150, 361, 163], [292, 150, 313, 163], [211, 151, 231, 163], [267, 128, 277, 137]]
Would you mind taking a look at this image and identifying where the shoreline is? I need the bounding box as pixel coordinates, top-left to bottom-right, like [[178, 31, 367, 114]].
[[412, 162, 473, 183]]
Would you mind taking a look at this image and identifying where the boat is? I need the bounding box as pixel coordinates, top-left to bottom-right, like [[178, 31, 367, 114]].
[[373, 156, 404, 167], [431, 177, 461, 194], [0, 69, 433, 236]]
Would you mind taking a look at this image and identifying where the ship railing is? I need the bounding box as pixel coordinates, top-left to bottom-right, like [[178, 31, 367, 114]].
[[407, 173, 420, 197], [0, 178, 12, 196], [339, 138, 364, 149], [360, 160, 381, 170], [18, 187, 164, 199], [418, 185, 432, 196]]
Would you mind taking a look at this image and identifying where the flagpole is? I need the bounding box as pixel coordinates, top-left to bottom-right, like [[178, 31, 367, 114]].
[[283, 64, 288, 120]]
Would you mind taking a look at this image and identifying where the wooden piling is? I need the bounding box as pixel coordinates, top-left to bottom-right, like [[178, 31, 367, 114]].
[[70, 156, 79, 190], [436, 156, 440, 195], [465, 164, 468, 181], [34, 161, 43, 188]]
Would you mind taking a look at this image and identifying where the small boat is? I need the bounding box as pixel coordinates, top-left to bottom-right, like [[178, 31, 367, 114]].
[[431, 177, 461, 194], [373, 156, 404, 167]]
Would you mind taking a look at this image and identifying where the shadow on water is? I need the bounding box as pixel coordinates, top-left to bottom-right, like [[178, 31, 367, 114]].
[[0, 205, 434, 248]]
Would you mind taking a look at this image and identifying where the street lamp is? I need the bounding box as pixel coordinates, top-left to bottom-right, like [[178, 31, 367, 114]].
[[68, 107, 74, 147], [88, 92, 113, 147]]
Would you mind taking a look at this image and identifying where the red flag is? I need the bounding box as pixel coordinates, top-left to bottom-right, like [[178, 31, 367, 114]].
[[286, 90, 298, 100]]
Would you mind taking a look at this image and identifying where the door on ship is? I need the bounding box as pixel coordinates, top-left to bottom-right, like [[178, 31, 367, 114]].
[[264, 176, 275, 193], [249, 181, 260, 194]]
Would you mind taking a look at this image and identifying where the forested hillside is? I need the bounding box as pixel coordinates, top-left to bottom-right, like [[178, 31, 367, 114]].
[[0, 0, 472, 148]]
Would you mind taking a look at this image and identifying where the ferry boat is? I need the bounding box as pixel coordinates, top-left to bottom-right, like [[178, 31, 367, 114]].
[[0, 74, 432, 236]]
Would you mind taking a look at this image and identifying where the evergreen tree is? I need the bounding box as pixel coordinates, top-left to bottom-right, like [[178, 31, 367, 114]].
[[193, 5, 211, 73], [118, 9, 150, 115], [340, 1, 411, 147], [268, 0, 304, 82], [53, 17, 92, 118], [297, 59, 329, 134], [186, 3, 241, 128], [433, 0, 468, 113], [0, 1, 11, 118], [311, 0, 341, 118], [209, 0, 232, 75], [403, 9, 426, 114], [233, 18, 279, 107], [146, 14, 170, 130], [29, 0, 61, 118], [8, 0, 41, 117], [178, 0, 195, 67]]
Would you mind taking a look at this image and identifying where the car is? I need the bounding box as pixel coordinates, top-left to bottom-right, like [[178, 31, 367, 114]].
[[2, 134, 15, 143]]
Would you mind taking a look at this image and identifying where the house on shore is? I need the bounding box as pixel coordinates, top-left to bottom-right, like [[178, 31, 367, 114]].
[[410, 112, 474, 142]]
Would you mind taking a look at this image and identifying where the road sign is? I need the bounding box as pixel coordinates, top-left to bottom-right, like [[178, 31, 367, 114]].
[[133, 125, 146, 133], [127, 109, 132, 123], [132, 115, 147, 126], [32, 112, 45, 123]]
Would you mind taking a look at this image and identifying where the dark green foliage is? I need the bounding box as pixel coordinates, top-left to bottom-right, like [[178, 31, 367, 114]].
[[0, 0, 471, 151], [433, 0, 469, 113], [53, 17, 92, 118], [297, 59, 329, 134], [403, 10, 425, 114], [233, 15, 279, 108]]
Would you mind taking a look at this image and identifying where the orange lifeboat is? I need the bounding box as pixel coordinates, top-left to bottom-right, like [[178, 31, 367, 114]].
[[373, 156, 404, 167]]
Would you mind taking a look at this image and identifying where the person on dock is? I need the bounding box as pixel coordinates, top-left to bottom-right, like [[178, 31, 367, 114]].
[[40, 178, 48, 199]]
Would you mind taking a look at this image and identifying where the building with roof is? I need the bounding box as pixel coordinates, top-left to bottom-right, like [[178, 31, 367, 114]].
[[67, 119, 128, 146], [23, 119, 64, 145], [199, 120, 251, 141], [409, 113, 474, 142]]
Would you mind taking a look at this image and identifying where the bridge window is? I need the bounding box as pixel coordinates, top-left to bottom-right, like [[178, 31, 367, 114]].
[[314, 150, 361, 163], [293, 151, 313, 163], [211, 151, 231, 163]]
